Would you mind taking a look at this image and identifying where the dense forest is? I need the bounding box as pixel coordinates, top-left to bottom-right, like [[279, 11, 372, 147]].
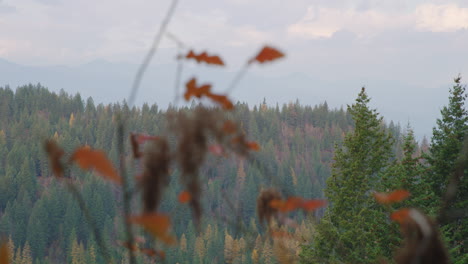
[[0, 79, 466, 263]]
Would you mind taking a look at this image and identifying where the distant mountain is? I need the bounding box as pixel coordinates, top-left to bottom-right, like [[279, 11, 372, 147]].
[[0, 58, 450, 139]]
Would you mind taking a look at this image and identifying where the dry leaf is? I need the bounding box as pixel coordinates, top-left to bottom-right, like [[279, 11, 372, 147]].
[[44, 139, 65, 178], [206, 93, 234, 110], [270, 197, 326, 212], [186, 50, 225, 66], [222, 121, 237, 134], [250, 46, 285, 64], [374, 190, 410, 205], [71, 147, 121, 184], [184, 78, 212, 101], [247, 141, 260, 151], [391, 208, 411, 224], [178, 191, 192, 203], [129, 213, 176, 245]]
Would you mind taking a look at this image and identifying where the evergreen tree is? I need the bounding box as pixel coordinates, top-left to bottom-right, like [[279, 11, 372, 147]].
[[429, 76, 468, 196], [428, 76, 468, 263], [301, 88, 394, 263], [383, 126, 435, 213]]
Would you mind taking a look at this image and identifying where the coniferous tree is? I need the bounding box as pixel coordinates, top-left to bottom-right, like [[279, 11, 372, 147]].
[[301, 88, 394, 263], [428, 76, 468, 263]]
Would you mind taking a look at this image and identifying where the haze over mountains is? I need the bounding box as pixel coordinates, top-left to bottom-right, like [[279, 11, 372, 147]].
[[0, 57, 452, 140]]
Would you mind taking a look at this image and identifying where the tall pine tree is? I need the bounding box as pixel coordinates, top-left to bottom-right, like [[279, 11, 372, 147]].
[[301, 88, 394, 263], [428, 76, 468, 263]]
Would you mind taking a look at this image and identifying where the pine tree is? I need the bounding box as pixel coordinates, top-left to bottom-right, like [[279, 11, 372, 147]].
[[428, 76, 468, 263], [384, 126, 435, 213], [301, 88, 394, 263], [429, 76, 468, 196]]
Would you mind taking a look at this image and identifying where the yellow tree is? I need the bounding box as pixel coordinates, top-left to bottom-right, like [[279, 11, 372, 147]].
[[224, 232, 234, 264], [179, 233, 187, 252], [262, 240, 274, 264], [21, 243, 32, 264], [7, 237, 15, 264], [194, 236, 206, 260]]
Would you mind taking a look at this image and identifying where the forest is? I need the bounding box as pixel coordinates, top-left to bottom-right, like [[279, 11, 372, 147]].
[[0, 76, 466, 263]]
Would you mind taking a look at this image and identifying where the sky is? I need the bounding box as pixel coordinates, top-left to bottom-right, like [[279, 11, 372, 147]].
[[0, 0, 468, 139]]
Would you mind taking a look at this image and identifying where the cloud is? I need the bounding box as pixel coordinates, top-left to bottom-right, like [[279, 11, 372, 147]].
[[287, 6, 411, 38], [415, 4, 468, 32], [287, 2, 468, 39]]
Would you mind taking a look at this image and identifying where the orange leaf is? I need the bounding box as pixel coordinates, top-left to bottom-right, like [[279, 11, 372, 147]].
[[184, 78, 212, 101], [301, 199, 327, 211], [44, 140, 65, 178], [373, 190, 410, 204], [391, 208, 411, 224], [281, 197, 304, 212], [222, 121, 237, 134], [0, 241, 9, 264], [178, 191, 192, 203], [185, 50, 225, 66], [206, 93, 234, 110], [269, 197, 326, 212], [247, 141, 260, 151], [129, 213, 176, 245], [269, 199, 285, 210], [250, 46, 285, 64], [71, 147, 121, 184]]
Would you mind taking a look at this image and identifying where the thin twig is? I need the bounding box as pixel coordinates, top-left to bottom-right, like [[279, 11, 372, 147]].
[[117, 118, 137, 264], [225, 63, 250, 94], [173, 45, 184, 106], [65, 180, 113, 263], [128, 0, 180, 107]]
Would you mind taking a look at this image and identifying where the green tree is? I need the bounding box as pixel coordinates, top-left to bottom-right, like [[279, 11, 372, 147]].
[[383, 126, 435, 213], [428, 76, 468, 263], [429, 76, 468, 196], [301, 88, 394, 263]]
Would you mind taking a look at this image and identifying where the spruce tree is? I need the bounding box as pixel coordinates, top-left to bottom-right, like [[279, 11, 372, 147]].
[[428, 76, 468, 263], [383, 126, 435, 214], [429, 76, 468, 197], [301, 88, 394, 263]]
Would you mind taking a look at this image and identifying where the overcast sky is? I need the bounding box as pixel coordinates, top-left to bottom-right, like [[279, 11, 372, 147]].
[[1, 0, 467, 139]]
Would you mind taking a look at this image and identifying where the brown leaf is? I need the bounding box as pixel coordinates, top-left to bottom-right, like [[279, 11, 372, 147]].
[[247, 141, 260, 151], [270, 197, 327, 212], [184, 78, 212, 101], [130, 133, 141, 159], [71, 147, 121, 184], [185, 50, 225, 66], [178, 191, 192, 203], [250, 45, 285, 64], [391, 208, 411, 224], [206, 93, 234, 110], [374, 190, 410, 205], [129, 213, 176, 245], [301, 199, 327, 211], [44, 139, 65, 178], [222, 121, 237, 134], [0, 241, 9, 264]]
